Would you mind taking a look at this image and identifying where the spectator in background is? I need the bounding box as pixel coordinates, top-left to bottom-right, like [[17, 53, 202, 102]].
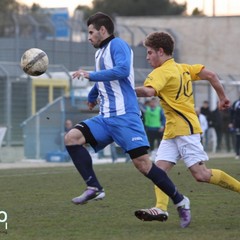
[[109, 142, 118, 163], [64, 119, 74, 160], [99, 142, 130, 163], [200, 100, 211, 121], [56, 119, 73, 148], [210, 104, 223, 152], [54, 119, 74, 161], [230, 97, 240, 159], [195, 107, 208, 144], [143, 97, 165, 154], [200, 100, 211, 150], [221, 108, 235, 152], [110, 142, 131, 163], [65, 119, 73, 134]]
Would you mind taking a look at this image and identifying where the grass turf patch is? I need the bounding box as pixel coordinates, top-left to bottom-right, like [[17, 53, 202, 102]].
[[0, 157, 239, 240]]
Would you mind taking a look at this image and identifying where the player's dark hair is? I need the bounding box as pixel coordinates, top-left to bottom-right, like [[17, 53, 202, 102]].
[[87, 12, 114, 34], [144, 32, 174, 55]]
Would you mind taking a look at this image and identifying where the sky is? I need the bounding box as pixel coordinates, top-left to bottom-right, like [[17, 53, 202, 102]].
[[18, 0, 240, 17]]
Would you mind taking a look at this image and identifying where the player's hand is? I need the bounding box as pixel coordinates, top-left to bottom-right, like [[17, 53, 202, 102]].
[[72, 69, 89, 79], [158, 127, 164, 132], [87, 101, 97, 110], [218, 98, 231, 110]]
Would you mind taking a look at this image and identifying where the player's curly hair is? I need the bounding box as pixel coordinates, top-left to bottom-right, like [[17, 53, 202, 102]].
[[87, 12, 114, 35], [144, 32, 174, 55]]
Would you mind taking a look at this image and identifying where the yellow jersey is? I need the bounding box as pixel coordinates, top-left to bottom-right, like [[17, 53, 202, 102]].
[[144, 58, 204, 139]]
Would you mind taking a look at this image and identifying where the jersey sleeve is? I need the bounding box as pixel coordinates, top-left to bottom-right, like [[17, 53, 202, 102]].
[[186, 64, 205, 81], [88, 83, 99, 103], [143, 68, 167, 95], [89, 38, 131, 82]]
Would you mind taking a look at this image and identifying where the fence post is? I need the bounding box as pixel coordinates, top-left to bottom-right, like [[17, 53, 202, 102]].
[[35, 113, 40, 159]]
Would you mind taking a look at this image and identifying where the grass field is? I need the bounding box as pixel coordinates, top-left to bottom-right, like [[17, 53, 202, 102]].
[[0, 157, 239, 240]]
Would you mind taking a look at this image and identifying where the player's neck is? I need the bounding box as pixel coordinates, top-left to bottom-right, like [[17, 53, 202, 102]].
[[159, 56, 173, 66], [99, 35, 115, 48]]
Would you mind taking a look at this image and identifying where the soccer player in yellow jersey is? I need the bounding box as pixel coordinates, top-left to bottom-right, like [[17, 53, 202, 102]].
[[134, 31, 240, 225]]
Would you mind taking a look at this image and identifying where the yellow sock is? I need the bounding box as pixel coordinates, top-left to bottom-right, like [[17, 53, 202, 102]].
[[154, 185, 169, 211], [210, 169, 240, 193]]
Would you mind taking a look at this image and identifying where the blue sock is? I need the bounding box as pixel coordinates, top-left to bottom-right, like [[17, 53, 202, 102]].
[[66, 145, 103, 190], [146, 163, 183, 204]]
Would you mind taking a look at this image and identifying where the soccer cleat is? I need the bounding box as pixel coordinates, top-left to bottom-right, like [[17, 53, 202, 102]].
[[176, 196, 191, 228], [72, 186, 105, 205], [134, 207, 169, 222]]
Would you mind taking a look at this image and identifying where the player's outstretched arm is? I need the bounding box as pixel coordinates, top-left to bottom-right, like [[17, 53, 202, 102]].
[[72, 69, 89, 79], [87, 101, 98, 111], [87, 84, 99, 111], [135, 86, 156, 97], [198, 68, 230, 110]]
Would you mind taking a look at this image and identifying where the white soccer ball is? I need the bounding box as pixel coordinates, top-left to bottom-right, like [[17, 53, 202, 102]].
[[20, 48, 49, 76]]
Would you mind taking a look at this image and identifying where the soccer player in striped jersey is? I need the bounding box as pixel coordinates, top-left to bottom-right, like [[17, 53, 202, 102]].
[[65, 12, 191, 228], [134, 31, 240, 224]]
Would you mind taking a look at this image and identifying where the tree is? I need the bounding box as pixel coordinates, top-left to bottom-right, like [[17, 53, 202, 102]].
[[88, 0, 186, 17], [192, 7, 205, 16], [0, 0, 20, 13], [0, 0, 22, 36], [74, 5, 92, 19], [0, 0, 30, 37], [31, 3, 42, 13]]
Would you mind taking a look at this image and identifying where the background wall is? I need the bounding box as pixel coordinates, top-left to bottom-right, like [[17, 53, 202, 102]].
[[116, 16, 240, 75], [1, 15, 240, 159]]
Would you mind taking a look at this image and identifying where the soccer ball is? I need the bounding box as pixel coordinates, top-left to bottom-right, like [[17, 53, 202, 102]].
[[20, 48, 49, 76]]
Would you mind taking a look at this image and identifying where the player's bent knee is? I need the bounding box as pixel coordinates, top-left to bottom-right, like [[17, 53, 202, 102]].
[[64, 133, 73, 145], [193, 172, 211, 182], [64, 129, 84, 145], [132, 157, 152, 174]]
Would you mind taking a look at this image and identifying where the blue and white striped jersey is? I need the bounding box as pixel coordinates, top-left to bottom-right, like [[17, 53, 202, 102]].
[[89, 37, 140, 118]]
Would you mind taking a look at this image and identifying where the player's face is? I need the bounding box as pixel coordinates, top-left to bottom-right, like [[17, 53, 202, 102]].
[[146, 47, 161, 68], [88, 24, 103, 48]]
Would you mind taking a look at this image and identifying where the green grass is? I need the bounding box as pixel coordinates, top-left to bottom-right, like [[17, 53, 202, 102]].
[[0, 157, 240, 240]]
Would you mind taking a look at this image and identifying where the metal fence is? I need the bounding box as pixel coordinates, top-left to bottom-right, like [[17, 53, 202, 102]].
[[0, 62, 71, 146], [193, 75, 240, 109], [0, 62, 31, 145], [1, 61, 240, 160], [21, 96, 99, 160], [0, 11, 240, 160], [0, 59, 151, 148], [21, 96, 66, 159]]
